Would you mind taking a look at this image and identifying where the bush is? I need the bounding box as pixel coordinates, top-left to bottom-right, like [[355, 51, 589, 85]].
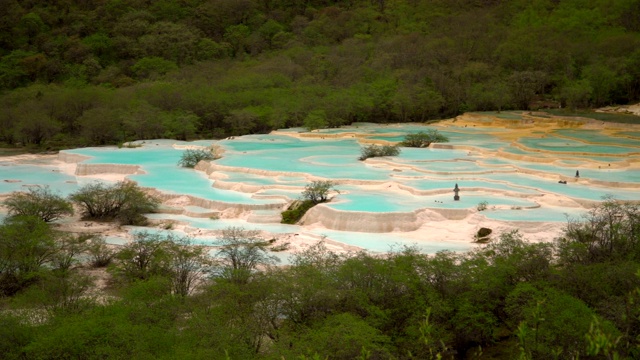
[[111, 231, 171, 282], [477, 201, 488, 211], [400, 130, 449, 148], [358, 144, 400, 161], [215, 226, 278, 284], [87, 236, 115, 268], [177, 149, 217, 168], [3, 186, 73, 222], [69, 181, 159, 225], [556, 198, 640, 264]]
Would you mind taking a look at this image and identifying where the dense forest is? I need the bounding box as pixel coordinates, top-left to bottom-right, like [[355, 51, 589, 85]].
[[1, 0, 640, 148]]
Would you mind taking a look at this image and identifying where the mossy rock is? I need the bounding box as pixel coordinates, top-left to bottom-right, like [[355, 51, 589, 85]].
[[281, 200, 316, 224]]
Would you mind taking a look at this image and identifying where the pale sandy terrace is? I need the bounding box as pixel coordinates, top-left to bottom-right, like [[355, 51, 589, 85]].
[[2, 112, 640, 257]]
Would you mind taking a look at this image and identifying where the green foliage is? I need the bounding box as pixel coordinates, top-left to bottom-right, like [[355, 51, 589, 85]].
[[555, 198, 640, 264], [131, 56, 178, 79], [277, 313, 392, 360], [0, 0, 636, 149], [302, 180, 337, 204], [358, 144, 401, 160], [111, 231, 212, 296], [0, 200, 639, 357], [111, 231, 171, 283], [69, 181, 159, 225], [177, 148, 217, 168], [0, 216, 57, 296], [281, 199, 316, 224], [400, 130, 449, 148], [215, 226, 278, 284], [3, 186, 73, 222], [304, 110, 328, 131], [87, 236, 115, 268]]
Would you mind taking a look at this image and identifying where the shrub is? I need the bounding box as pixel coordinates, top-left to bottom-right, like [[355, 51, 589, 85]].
[[358, 144, 400, 161], [3, 186, 73, 222], [177, 148, 217, 168], [69, 181, 159, 225], [87, 236, 115, 268], [400, 130, 449, 148], [215, 226, 278, 284], [477, 201, 488, 211], [304, 110, 328, 131]]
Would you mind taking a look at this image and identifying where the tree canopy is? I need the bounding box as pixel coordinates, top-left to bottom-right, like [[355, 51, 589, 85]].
[[0, 0, 638, 149], [0, 200, 639, 358]]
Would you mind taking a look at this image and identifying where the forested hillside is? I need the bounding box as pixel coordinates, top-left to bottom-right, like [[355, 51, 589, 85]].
[[1, 0, 640, 148]]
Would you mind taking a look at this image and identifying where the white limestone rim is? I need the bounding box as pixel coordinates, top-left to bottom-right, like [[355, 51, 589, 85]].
[[149, 191, 287, 213], [58, 151, 92, 163], [75, 163, 144, 176], [300, 204, 477, 233], [195, 161, 383, 185]]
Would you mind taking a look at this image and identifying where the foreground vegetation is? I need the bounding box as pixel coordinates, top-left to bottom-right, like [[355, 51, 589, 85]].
[[1, 198, 639, 359], [1, 0, 640, 150]]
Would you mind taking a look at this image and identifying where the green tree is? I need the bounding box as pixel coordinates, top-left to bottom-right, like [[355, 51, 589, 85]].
[[162, 111, 200, 140], [111, 231, 171, 283], [0, 216, 58, 296], [358, 144, 400, 160], [69, 181, 159, 225], [275, 313, 392, 360], [400, 130, 449, 148], [131, 57, 178, 79], [560, 79, 592, 111], [583, 63, 619, 107], [301, 180, 337, 204], [177, 148, 217, 168], [3, 186, 73, 222], [224, 24, 251, 57], [166, 236, 213, 297], [304, 109, 328, 131], [78, 107, 124, 145], [508, 70, 547, 110], [556, 198, 640, 265]]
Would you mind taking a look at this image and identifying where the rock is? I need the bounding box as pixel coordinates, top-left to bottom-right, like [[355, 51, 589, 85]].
[[475, 227, 492, 243]]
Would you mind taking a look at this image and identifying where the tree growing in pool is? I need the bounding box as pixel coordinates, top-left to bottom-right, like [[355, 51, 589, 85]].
[[178, 148, 218, 168], [400, 130, 449, 148], [358, 144, 401, 160]]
